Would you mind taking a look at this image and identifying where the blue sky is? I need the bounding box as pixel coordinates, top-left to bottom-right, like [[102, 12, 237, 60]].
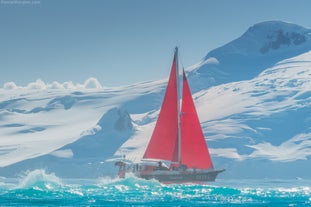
[[1, 0, 311, 87]]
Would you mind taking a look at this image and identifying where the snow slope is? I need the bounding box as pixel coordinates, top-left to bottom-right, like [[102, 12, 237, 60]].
[[0, 80, 166, 177], [0, 21, 311, 178]]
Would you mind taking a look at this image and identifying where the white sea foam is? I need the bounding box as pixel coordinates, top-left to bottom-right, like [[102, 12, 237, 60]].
[[16, 169, 63, 189]]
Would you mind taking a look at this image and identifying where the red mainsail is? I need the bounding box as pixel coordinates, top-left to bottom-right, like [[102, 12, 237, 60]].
[[180, 70, 213, 169], [143, 50, 179, 162]]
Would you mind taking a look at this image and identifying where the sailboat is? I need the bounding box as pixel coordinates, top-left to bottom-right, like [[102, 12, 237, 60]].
[[116, 47, 224, 183]]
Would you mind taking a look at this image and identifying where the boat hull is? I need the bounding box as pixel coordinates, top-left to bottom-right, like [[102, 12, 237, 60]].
[[136, 169, 225, 183]]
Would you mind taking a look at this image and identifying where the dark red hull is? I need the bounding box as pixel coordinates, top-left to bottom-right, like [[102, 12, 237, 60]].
[[136, 169, 225, 183]]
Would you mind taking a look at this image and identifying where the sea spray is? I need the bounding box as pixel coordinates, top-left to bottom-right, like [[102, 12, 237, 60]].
[[0, 169, 310, 206], [16, 169, 63, 190]]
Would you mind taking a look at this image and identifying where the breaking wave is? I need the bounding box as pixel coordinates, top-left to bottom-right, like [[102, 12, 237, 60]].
[[15, 169, 63, 190], [0, 169, 310, 206]]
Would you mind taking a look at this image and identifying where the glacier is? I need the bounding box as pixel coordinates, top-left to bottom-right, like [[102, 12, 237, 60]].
[[0, 21, 310, 179]]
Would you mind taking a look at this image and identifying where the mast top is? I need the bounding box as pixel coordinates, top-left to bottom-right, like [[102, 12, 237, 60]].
[[174, 47, 179, 61]]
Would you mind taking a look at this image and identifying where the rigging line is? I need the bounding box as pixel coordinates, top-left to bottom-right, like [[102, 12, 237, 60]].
[[177, 46, 185, 71]]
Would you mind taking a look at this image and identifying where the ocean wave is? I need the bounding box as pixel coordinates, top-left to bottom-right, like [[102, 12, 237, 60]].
[[0, 169, 310, 206], [15, 169, 63, 190]]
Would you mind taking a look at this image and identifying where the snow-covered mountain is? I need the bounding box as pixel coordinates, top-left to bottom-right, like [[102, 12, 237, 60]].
[[188, 21, 311, 91], [1, 21, 311, 179]]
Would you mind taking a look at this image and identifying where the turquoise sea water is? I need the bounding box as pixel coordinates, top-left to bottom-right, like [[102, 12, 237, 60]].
[[0, 170, 310, 206]]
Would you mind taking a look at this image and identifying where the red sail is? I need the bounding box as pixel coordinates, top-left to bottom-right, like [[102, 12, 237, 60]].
[[143, 50, 179, 162], [180, 70, 213, 169]]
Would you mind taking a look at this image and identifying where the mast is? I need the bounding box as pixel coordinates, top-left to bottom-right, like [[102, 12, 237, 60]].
[[175, 47, 182, 165]]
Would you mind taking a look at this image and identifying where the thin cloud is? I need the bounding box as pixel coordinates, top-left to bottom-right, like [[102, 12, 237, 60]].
[[3, 81, 18, 90], [2, 78, 103, 90]]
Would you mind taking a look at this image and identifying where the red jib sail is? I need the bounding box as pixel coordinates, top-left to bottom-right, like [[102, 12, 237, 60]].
[[180, 70, 213, 169], [143, 50, 179, 162]]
